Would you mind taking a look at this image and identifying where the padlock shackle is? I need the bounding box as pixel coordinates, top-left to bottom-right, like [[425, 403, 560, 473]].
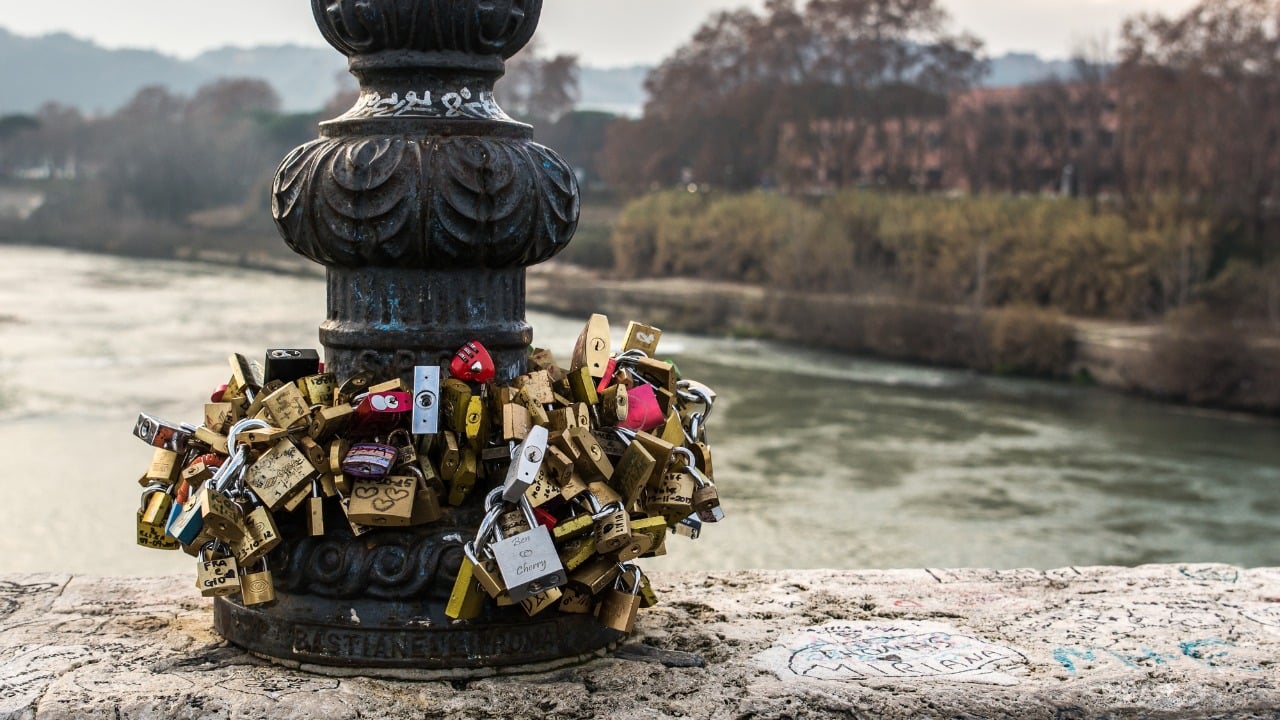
[[614, 563, 642, 595], [139, 483, 170, 510]]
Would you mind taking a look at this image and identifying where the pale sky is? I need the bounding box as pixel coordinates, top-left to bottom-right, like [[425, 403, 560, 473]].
[[1, 0, 1202, 66]]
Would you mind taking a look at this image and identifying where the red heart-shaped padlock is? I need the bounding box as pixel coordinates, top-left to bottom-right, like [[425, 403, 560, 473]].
[[451, 341, 496, 383]]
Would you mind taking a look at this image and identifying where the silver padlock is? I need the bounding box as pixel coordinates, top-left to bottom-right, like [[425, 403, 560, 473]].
[[133, 412, 192, 452], [502, 425, 548, 503], [411, 365, 441, 435], [487, 495, 566, 602]]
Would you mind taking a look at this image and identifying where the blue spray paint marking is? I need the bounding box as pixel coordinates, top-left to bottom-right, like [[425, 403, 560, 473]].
[[1053, 647, 1096, 673], [1180, 638, 1233, 667]]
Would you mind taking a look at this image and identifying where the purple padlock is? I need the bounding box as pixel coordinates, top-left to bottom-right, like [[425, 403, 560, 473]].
[[341, 442, 398, 479]]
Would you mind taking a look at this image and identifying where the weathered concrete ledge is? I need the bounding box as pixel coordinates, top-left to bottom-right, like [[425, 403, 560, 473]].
[[0, 565, 1276, 719]]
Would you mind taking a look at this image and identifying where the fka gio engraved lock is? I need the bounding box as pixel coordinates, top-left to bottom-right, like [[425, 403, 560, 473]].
[[488, 496, 566, 603], [502, 425, 548, 503], [196, 542, 240, 597], [411, 365, 441, 435]]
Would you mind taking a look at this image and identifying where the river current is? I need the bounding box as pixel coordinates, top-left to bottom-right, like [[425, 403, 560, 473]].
[[0, 245, 1276, 576]]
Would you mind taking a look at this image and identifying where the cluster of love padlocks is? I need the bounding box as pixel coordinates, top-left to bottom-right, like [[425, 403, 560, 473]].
[[131, 315, 722, 633]]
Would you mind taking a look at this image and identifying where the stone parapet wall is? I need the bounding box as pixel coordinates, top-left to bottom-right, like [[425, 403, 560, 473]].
[[0, 565, 1276, 718]]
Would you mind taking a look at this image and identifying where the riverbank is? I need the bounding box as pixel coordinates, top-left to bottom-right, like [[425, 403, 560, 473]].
[[527, 263, 1280, 416], [2, 565, 1276, 718]]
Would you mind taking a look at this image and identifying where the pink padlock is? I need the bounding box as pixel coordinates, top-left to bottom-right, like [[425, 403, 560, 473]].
[[621, 384, 665, 432], [595, 357, 618, 394]]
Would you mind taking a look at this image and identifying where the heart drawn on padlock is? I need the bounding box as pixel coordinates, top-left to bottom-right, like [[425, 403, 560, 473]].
[[450, 341, 495, 383], [372, 496, 396, 512], [387, 487, 412, 502], [353, 486, 379, 500]]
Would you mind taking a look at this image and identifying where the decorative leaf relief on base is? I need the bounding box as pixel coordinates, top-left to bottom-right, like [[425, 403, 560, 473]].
[[273, 135, 577, 269], [272, 528, 466, 600]]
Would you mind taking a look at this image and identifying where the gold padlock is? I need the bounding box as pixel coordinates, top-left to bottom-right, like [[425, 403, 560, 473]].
[[346, 475, 416, 526], [199, 486, 247, 542], [593, 504, 633, 555], [612, 533, 653, 563], [558, 536, 596, 572], [568, 556, 621, 596], [239, 560, 276, 606], [598, 565, 643, 633], [145, 448, 180, 485], [610, 442, 655, 507], [570, 427, 614, 481], [571, 313, 611, 380], [622, 321, 662, 357], [196, 544, 240, 597], [409, 469, 443, 525], [519, 587, 562, 617], [446, 448, 478, 506], [445, 550, 487, 621], [558, 585, 595, 614], [599, 384, 629, 426]]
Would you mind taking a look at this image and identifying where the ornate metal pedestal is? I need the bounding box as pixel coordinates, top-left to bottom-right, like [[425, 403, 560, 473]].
[[213, 0, 622, 671]]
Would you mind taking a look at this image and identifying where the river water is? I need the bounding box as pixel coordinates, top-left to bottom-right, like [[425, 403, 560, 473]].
[[0, 245, 1276, 576]]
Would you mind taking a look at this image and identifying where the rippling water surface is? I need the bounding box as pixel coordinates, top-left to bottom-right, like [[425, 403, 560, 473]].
[[0, 245, 1276, 575]]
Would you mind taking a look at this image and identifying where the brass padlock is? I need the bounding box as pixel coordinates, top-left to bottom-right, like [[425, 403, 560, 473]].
[[346, 475, 416, 526], [300, 372, 337, 406], [464, 396, 488, 450], [239, 559, 276, 607], [552, 509, 595, 543], [612, 532, 654, 563], [445, 547, 488, 621], [648, 470, 695, 520], [261, 382, 311, 429], [245, 438, 319, 511], [622, 321, 662, 357], [407, 466, 442, 525], [204, 402, 236, 435], [599, 384, 629, 426], [231, 505, 281, 565], [309, 405, 354, 442], [598, 564, 643, 633], [692, 473, 724, 523], [199, 486, 247, 542], [519, 587, 562, 617], [570, 427, 614, 481], [557, 536, 596, 572], [441, 378, 472, 434], [145, 447, 180, 485], [609, 441, 656, 508], [558, 585, 595, 614], [140, 485, 174, 527], [567, 556, 621, 596], [389, 429, 417, 467], [438, 431, 461, 481], [592, 502, 633, 555], [571, 313, 611, 380], [446, 448, 478, 506], [567, 367, 599, 406], [196, 543, 240, 597], [137, 486, 179, 550], [306, 481, 326, 537], [631, 431, 675, 489]]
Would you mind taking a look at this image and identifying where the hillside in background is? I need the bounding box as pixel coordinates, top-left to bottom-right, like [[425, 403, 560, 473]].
[[0, 26, 1078, 117]]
